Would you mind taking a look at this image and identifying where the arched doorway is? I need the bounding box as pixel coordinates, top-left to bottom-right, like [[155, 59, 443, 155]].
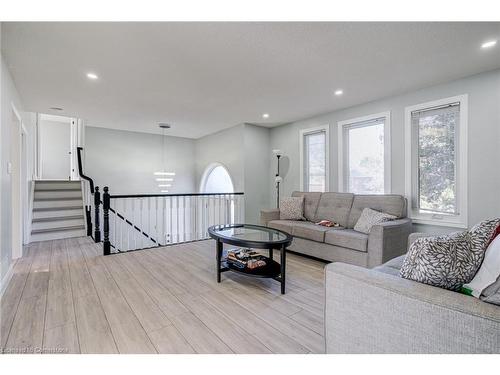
[[199, 163, 238, 225], [200, 163, 234, 193]]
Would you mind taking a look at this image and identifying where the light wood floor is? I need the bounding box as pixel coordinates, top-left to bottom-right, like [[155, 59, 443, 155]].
[[1, 237, 326, 354]]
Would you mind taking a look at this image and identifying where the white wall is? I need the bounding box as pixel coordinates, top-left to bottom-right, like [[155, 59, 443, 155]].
[[194, 124, 245, 192], [85, 126, 196, 195], [269, 69, 500, 234], [194, 123, 272, 224], [85, 123, 271, 226], [1, 51, 36, 289], [242, 124, 271, 224]]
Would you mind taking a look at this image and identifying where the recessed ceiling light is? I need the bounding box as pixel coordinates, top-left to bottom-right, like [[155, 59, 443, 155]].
[[262, 113, 270, 119], [156, 178, 173, 182], [49, 107, 63, 111], [154, 172, 176, 176], [86, 72, 98, 80], [158, 184, 172, 187], [334, 89, 343, 96], [160, 190, 169, 193], [481, 40, 497, 49]]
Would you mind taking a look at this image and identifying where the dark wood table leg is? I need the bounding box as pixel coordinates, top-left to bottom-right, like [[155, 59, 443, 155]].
[[269, 248, 273, 260], [280, 244, 286, 294], [216, 239, 223, 283]]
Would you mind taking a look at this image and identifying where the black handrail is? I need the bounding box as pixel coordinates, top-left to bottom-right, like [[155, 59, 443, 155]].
[[77, 146, 94, 237], [77, 146, 95, 193], [109, 192, 244, 199]]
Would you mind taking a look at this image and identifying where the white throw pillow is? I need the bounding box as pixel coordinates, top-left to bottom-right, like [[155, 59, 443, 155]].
[[354, 207, 396, 234], [279, 197, 305, 220], [462, 233, 500, 302]]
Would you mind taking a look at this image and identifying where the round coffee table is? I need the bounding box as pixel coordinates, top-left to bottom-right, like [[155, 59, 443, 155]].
[[208, 224, 293, 294]]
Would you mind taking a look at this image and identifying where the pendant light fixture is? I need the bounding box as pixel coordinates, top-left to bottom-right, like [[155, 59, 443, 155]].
[[154, 123, 176, 189]]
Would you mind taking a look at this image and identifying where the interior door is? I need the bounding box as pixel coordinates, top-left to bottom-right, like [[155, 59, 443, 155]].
[[39, 114, 72, 180]]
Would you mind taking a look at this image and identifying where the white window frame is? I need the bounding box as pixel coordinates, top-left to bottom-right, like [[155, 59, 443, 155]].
[[299, 125, 330, 192], [337, 111, 391, 194], [404, 94, 468, 228]]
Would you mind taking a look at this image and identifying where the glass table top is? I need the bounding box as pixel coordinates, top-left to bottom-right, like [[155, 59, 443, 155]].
[[209, 224, 290, 243]]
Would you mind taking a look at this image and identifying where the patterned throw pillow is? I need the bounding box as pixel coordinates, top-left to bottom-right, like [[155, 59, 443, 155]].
[[400, 218, 500, 291], [279, 197, 305, 220], [353, 207, 397, 234]]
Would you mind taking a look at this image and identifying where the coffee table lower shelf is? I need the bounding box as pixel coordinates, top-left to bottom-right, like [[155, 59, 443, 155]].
[[221, 257, 281, 278], [217, 246, 287, 294]]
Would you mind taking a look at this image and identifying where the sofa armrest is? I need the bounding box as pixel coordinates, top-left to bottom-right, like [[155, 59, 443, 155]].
[[325, 262, 500, 353], [260, 209, 280, 226], [367, 218, 412, 267]]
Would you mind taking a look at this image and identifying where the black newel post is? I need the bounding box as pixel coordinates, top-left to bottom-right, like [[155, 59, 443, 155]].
[[85, 206, 92, 236], [103, 186, 111, 256], [94, 186, 101, 243]]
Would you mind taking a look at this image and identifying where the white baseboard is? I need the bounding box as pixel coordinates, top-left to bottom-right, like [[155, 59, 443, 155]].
[[0, 261, 16, 300]]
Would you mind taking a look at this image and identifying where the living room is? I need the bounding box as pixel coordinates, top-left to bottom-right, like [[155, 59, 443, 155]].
[[0, 1, 499, 373]]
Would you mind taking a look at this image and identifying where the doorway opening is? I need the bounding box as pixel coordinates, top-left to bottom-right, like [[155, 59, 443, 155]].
[[37, 113, 81, 180]]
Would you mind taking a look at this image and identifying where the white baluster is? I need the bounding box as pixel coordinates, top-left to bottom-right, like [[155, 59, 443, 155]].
[[155, 197, 159, 246], [169, 197, 173, 244], [175, 196, 179, 243], [183, 196, 186, 243], [163, 196, 167, 245]]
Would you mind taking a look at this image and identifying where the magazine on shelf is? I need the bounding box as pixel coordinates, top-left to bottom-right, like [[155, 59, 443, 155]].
[[225, 248, 267, 269]]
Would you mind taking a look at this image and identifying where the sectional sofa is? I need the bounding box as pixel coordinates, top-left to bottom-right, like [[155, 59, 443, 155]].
[[260, 191, 412, 267], [325, 233, 500, 353]]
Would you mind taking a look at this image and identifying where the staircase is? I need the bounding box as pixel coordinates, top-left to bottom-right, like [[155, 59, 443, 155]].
[[31, 181, 86, 242]]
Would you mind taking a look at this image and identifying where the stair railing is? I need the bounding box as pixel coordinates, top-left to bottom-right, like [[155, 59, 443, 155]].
[[77, 146, 95, 238], [77, 147, 245, 255], [102, 188, 245, 255]]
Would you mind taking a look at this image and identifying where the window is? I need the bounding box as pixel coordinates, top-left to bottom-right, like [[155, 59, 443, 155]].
[[405, 95, 468, 228], [300, 126, 329, 192], [338, 112, 391, 194], [200, 163, 234, 193]]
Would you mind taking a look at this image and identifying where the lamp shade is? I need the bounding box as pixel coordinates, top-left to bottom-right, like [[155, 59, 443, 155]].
[[272, 149, 283, 157]]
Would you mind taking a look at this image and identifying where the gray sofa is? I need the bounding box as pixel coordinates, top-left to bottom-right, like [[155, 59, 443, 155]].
[[325, 233, 500, 353], [260, 192, 412, 267]]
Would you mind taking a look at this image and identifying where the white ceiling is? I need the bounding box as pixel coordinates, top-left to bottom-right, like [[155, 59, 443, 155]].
[[2, 22, 500, 138]]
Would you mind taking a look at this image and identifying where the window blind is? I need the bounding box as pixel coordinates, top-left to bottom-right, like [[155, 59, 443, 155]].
[[410, 102, 460, 215]]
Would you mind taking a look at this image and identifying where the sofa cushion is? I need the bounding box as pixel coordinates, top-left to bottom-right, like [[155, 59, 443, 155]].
[[383, 255, 405, 270], [268, 220, 296, 234], [325, 229, 368, 252], [353, 207, 397, 234], [314, 192, 354, 227], [347, 195, 406, 229], [292, 191, 321, 221], [373, 255, 406, 276], [292, 222, 335, 242], [279, 196, 305, 220]]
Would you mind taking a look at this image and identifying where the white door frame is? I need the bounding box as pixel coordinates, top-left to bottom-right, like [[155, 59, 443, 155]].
[[10, 103, 24, 259]]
